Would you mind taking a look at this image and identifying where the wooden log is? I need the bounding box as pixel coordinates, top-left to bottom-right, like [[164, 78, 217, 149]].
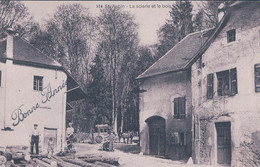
[[94, 161, 117, 167], [51, 156, 81, 167], [34, 158, 51, 167], [60, 157, 101, 167], [80, 156, 119, 166]]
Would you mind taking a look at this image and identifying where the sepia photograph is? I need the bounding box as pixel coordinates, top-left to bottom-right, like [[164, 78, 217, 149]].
[[0, 0, 260, 166]]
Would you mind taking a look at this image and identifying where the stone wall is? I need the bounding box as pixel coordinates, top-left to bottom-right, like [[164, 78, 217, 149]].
[[192, 4, 260, 166], [139, 70, 192, 160]]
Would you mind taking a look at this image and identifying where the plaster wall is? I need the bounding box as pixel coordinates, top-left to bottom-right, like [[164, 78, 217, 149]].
[[139, 71, 192, 160], [0, 60, 67, 153], [192, 17, 260, 166]]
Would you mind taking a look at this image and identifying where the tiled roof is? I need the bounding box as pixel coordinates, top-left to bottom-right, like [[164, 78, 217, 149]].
[[137, 28, 214, 79], [0, 36, 61, 67]]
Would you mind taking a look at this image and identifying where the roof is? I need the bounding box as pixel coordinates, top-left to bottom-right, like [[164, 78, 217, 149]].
[[184, 1, 258, 69], [0, 36, 61, 67], [0, 35, 87, 102], [137, 28, 214, 79]]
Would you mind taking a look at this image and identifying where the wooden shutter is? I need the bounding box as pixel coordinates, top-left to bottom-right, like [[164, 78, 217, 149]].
[[217, 72, 223, 96], [174, 98, 178, 117], [174, 97, 186, 118], [207, 73, 214, 99], [180, 97, 186, 118], [255, 64, 260, 92], [230, 68, 238, 95]]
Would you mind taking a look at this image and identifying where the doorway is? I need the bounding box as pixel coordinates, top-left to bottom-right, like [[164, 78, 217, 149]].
[[146, 116, 166, 156], [216, 122, 231, 165], [43, 127, 58, 153]]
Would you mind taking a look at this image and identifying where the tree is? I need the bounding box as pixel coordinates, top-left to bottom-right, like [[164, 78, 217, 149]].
[[97, 5, 139, 133], [87, 54, 112, 128], [193, 10, 204, 31], [157, 0, 194, 57], [0, 0, 38, 39], [45, 3, 96, 85], [197, 1, 233, 29]]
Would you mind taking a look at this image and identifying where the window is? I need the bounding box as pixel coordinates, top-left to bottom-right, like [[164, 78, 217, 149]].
[[33, 76, 43, 91], [255, 64, 260, 92], [172, 132, 186, 146], [217, 68, 237, 96], [227, 29, 236, 43], [0, 71, 1, 87], [207, 73, 214, 99], [173, 97, 186, 119]]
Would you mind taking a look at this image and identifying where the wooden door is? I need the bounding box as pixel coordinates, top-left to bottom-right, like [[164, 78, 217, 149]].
[[216, 122, 231, 165], [148, 117, 165, 156]]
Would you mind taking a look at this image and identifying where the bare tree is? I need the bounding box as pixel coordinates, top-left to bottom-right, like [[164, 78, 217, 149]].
[[0, 0, 38, 39], [45, 3, 96, 84], [97, 5, 139, 133]]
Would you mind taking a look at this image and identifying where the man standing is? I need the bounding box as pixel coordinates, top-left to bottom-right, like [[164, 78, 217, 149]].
[[30, 124, 40, 154]]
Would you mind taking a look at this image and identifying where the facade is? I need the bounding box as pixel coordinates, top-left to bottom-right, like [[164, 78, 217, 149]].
[[188, 2, 260, 166], [137, 29, 212, 160], [0, 30, 86, 154]]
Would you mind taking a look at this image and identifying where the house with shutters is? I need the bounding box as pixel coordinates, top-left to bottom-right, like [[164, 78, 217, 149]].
[[0, 29, 86, 154], [136, 28, 213, 160], [185, 2, 260, 166]]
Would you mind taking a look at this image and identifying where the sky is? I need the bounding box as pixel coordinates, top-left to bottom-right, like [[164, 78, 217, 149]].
[[23, 1, 199, 46]]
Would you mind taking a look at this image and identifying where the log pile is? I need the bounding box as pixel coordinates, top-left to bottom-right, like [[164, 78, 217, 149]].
[[30, 151, 120, 167]]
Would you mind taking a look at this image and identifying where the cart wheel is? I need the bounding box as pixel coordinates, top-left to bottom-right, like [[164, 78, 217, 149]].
[[95, 135, 103, 143]]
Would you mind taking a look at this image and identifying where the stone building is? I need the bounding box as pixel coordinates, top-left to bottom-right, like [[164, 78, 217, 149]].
[[0, 30, 86, 153], [185, 2, 260, 166], [137, 29, 213, 160]]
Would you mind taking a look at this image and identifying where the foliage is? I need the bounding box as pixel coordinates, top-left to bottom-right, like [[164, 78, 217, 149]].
[[193, 10, 204, 31], [198, 1, 222, 29], [197, 1, 232, 29], [45, 3, 96, 84], [157, 0, 194, 57], [0, 0, 38, 39], [97, 5, 139, 132], [87, 54, 113, 127]]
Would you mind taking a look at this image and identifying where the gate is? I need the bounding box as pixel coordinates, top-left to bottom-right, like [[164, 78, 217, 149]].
[[146, 116, 166, 156]]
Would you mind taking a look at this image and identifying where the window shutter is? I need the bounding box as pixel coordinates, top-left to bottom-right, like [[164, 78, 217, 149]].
[[255, 64, 260, 92], [207, 74, 214, 99], [174, 98, 178, 117], [217, 73, 223, 96], [230, 68, 238, 95], [181, 97, 186, 118]]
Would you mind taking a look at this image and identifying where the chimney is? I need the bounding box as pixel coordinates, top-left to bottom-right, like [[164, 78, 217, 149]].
[[6, 28, 16, 59], [218, 3, 226, 22]]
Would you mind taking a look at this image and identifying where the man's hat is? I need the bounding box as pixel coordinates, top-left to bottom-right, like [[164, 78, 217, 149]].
[[34, 124, 38, 126]]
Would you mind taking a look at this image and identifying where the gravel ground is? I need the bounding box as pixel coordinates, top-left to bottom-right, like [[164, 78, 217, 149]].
[[74, 143, 214, 167]]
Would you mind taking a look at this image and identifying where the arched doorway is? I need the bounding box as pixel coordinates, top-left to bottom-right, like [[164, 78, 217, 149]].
[[146, 116, 166, 156]]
